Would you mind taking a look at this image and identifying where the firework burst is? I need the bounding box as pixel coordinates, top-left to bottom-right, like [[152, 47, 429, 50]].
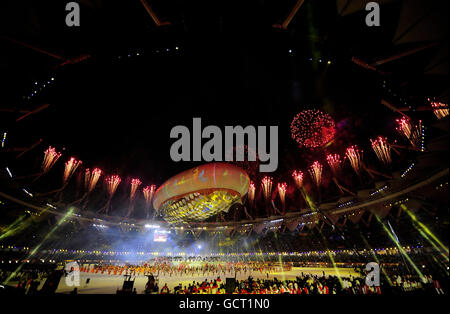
[[326, 153, 342, 176], [106, 175, 121, 197], [345, 145, 363, 176], [69, 168, 102, 208], [290, 109, 336, 149], [86, 168, 102, 193], [396, 117, 412, 140], [84, 169, 91, 190], [129, 178, 142, 201], [42, 146, 61, 173], [261, 176, 273, 202], [409, 120, 426, 152], [371, 136, 392, 165], [292, 170, 304, 189], [429, 99, 449, 120], [143, 184, 156, 218], [248, 181, 256, 207], [98, 174, 121, 214], [143, 185, 156, 205], [277, 182, 287, 210], [63, 157, 82, 184], [308, 161, 323, 187], [396, 117, 424, 150]]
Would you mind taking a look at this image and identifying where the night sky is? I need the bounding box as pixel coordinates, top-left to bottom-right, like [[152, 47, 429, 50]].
[[1, 0, 447, 207]]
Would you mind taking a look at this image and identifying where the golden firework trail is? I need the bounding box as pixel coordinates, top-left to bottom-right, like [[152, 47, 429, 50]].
[[292, 170, 304, 189], [308, 161, 323, 187], [42, 146, 61, 173], [277, 182, 287, 210], [370, 136, 392, 165], [345, 145, 363, 176], [261, 176, 273, 202], [63, 157, 82, 184]]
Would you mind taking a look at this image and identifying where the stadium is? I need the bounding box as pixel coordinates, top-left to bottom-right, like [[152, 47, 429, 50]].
[[0, 0, 448, 297]]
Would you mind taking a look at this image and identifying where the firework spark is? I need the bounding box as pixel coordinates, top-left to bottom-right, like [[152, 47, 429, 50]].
[[326, 153, 342, 176], [396, 117, 412, 141], [106, 175, 121, 197], [63, 157, 82, 184], [143, 185, 156, 205], [371, 136, 392, 165], [290, 109, 336, 149], [84, 169, 91, 190], [277, 182, 287, 210], [248, 181, 256, 206], [411, 120, 425, 152], [261, 176, 273, 202], [292, 170, 304, 189], [87, 168, 102, 192], [308, 161, 323, 187], [429, 100, 449, 120], [396, 117, 424, 150], [130, 178, 142, 201], [42, 146, 61, 173], [142, 184, 156, 218], [345, 146, 363, 176], [98, 174, 121, 214]]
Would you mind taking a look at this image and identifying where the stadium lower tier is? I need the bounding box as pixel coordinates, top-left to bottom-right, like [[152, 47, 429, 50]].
[[1, 251, 447, 295]]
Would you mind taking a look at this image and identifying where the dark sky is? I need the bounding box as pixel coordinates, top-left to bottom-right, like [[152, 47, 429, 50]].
[[1, 0, 447, 191]]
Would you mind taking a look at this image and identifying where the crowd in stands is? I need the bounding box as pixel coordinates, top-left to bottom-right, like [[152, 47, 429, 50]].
[[1, 251, 447, 295], [160, 272, 446, 295], [0, 267, 54, 295]]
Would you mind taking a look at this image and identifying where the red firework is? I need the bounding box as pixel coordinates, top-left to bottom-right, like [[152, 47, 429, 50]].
[[63, 157, 82, 184], [143, 184, 156, 218], [106, 175, 121, 197], [326, 153, 342, 176], [370, 136, 392, 165], [143, 185, 156, 205], [290, 109, 336, 149], [308, 161, 323, 187], [395, 117, 424, 150], [345, 145, 363, 176], [84, 168, 91, 190], [261, 176, 273, 201], [87, 168, 102, 192], [99, 174, 121, 214], [42, 146, 61, 173], [130, 178, 142, 201], [248, 181, 256, 206], [292, 170, 304, 189], [429, 99, 449, 120], [396, 117, 412, 140], [277, 182, 287, 209]]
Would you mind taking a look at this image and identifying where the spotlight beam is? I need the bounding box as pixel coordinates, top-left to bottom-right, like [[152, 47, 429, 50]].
[[374, 214, 425, 281], [2, 207, 74, 285]]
